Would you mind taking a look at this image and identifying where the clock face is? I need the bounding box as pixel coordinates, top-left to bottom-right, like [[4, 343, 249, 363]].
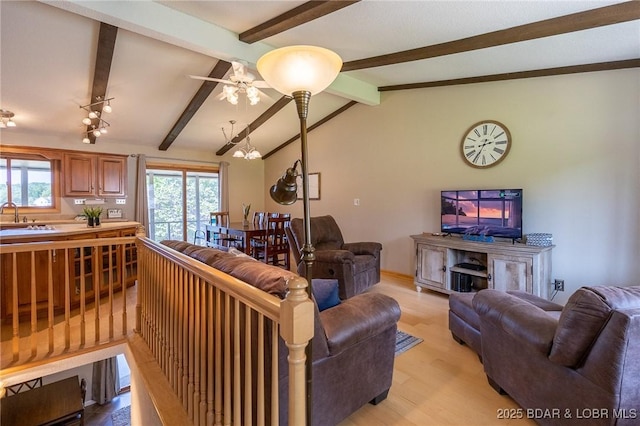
[[461, 120, 511, 168]]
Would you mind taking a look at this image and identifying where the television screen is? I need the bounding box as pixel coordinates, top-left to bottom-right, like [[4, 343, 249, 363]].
[[441, 189, 523, 239]]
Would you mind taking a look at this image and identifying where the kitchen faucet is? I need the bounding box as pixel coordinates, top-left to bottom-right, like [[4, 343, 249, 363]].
[[1, 202, 19, 223]]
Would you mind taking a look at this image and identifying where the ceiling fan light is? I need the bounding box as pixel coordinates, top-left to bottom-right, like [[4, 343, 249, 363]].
[[248, 150, 261, 159], [82, 137, 91, 144], [82, 117, 92, 125], [228, 94, 239, 105], [0, 121, 6, 129], [223, 85, 236, 96], [100, 127, 108, 134], [246, 86, 259, 97], [6, 119, 16, 127], [232, 149, 245, 158], [257, 45, 342, 96], [249, 96, 260, 106], [88, 111, 98, 119], [102, 102, 112, 113], [93, 129, 101, 137]]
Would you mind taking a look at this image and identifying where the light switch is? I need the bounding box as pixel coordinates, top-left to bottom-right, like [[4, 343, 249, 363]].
[[354, 198, 360, 206]]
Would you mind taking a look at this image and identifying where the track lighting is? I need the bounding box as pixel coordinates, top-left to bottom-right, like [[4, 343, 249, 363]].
[[79, 96, 114, 143]]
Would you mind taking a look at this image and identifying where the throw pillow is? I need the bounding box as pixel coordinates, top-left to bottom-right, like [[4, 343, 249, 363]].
[[312, 279, 341, 311]]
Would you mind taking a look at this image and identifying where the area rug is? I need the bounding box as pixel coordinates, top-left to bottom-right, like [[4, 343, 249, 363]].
[[111, 405, 131, 426], [395, 330, 423, 356]]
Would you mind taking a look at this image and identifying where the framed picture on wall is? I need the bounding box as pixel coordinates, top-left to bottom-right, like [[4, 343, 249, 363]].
[[297, 172, 321, 200]]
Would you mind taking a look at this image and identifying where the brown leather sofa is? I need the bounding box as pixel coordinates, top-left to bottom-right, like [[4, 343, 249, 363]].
[[161, 240, 400, 425], [287, 215, 382, 299], [474, 286, 640, 426]]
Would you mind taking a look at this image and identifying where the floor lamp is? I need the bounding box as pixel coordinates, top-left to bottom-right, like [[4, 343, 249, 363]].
[[258, 45, 342, 425]]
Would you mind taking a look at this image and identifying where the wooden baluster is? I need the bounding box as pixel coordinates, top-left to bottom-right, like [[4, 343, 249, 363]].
[[176, 263, 184, 401], [188, 273, 195, 420], [214, 288, 223, 426], [271, 323, 279, 426], [11, 253, 19, 362], [223, 293, 231, 426], [120, 242, 127, 336], [193, 276, 201, 426], [182, 269, 190, 411], [79, 247, 86, 347], [48, 249, 54, 353], [199, 281, 207, 426], [94, 245, 101, 343], [233, 299, 241, 425], [108, 244, 114, 339], [64, 249, 71, 349], [256, 314, 265, 426], [30, 251, 37, 357], [206, 284, 215, 426], [244, 306, 252, 426]]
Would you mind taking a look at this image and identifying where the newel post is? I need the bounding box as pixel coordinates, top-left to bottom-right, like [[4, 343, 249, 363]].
[[280, 276, 314, 425]]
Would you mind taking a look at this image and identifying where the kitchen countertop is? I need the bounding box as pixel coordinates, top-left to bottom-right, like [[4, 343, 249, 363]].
[[0, 221, 142, 243]]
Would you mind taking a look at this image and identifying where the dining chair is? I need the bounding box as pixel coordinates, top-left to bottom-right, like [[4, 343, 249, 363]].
[[253, 215, 291, 269], [208, 211, 242, 249]]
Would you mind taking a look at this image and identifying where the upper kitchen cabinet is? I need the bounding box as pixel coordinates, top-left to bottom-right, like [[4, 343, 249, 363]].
[[64, 153, 127, 197]]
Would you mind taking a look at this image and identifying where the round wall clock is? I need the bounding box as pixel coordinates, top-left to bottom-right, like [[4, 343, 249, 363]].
[[460, 120, 511, 168]]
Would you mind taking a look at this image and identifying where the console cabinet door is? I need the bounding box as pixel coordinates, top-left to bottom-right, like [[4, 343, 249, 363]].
[[488, 254, 533, 293], [416, 245, 447, 290]]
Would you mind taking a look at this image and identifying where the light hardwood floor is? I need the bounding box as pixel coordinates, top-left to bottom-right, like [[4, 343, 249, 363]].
[[341, 273, 534, 426]]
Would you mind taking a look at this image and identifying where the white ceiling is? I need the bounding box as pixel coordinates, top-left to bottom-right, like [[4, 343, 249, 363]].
[[1, 1, 638, 158]]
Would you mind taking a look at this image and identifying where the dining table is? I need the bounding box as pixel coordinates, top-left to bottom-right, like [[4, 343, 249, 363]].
[[206, 222, 267, 255]]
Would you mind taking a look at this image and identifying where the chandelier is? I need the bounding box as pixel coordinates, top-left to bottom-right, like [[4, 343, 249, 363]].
[[0, 109, 17, 128], [222, 120, 262, 160], [79, 96, 114, 143]]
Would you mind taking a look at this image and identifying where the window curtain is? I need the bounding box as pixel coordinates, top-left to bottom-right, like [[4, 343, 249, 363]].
[[219, 161, 230, 212], [135, 154, 149, 234], [92, 357, 120, 405]]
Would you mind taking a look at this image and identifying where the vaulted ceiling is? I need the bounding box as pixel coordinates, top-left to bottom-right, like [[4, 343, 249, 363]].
[[1, 1, 638, 159]]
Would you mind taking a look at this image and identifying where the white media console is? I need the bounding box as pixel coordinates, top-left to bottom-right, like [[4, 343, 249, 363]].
[[410, 233, 554, 299]]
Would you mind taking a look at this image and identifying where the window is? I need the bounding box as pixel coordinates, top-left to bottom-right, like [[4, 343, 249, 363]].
[[146, 166, 219, 242], [0, 154, 59, 212]]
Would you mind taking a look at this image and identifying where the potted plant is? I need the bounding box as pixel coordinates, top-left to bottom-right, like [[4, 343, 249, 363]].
[[83, 206, 103, 227]]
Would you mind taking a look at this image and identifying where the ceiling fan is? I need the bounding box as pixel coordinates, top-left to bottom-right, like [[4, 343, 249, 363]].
[[189, 61, 270, 105]]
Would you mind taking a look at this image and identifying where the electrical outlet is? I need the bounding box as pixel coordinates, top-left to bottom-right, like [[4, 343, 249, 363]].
[[74, 199, 85, 205], [553, 279, 565, 291], [353, 198, 360, 206], [116, 199, 126, 205]]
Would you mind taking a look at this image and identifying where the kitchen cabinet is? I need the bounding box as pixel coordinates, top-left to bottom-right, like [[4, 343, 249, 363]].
[[63, 153, 127, 197]]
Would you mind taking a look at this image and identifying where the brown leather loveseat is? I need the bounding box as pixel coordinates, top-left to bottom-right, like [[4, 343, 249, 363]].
[[474, 286, 640, 426], [161, 240, 400, 425]]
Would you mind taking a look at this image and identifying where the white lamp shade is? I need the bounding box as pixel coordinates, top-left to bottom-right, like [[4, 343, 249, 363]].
[[257, 45, 342, 96]]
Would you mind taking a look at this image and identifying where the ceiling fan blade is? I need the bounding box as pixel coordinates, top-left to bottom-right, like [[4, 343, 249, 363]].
[[252, 81, 271, 89], [188, 75, 233, 84]]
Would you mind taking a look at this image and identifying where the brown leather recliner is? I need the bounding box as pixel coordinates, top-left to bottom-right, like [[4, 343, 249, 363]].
[[287, 215, 382, 299], [474, 286, 640, 426]]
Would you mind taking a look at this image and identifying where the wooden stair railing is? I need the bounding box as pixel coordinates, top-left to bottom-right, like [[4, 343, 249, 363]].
[[136, 237, 314, 426]]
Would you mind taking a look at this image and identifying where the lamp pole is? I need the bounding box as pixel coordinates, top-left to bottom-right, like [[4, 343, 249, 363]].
[[258, 45, 342, 425], [292, 90, 315, 425]]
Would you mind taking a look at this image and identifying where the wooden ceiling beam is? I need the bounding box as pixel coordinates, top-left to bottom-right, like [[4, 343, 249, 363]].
[[378, 59, 640, 92], [342, 2, 640, 71], [216, 96, 293, 156], [262, 100, 358, 159], [159, 60, 232, 151], [86, 23, 117, 144], [239, 0, 360, 44]]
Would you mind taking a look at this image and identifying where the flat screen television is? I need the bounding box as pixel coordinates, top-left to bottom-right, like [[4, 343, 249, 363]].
[[441, 189, 523, 240]]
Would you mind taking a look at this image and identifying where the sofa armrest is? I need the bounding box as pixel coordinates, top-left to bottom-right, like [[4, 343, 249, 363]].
[[342, 242, 382, 257], [319, 293, 400, 356], [474, 290, 558, 355], [314, 249, 355, 264]]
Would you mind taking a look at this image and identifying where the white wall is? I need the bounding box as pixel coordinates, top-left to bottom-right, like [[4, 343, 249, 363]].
[[264, 69, 640, 304]]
